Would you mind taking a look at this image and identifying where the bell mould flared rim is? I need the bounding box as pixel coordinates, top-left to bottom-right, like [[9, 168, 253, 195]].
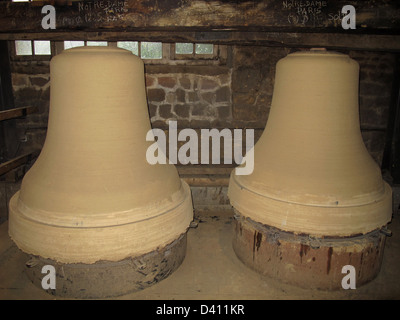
[[228, 173, 392, 237], [230, 172, 389, 208], [8, 180, 193, 264], [10, 180, 191, 228]]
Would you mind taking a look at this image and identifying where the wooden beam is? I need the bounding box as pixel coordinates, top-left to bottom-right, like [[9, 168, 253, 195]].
[[2, 31, 400, 52], [1, 0, 399, 35], [0, 106, 38, 122], [0, 151, 39, 177]]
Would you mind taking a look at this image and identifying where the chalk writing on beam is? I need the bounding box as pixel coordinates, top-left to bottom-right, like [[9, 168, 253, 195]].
[[59, 0, 128, 26], [282, 0, 333, 26]]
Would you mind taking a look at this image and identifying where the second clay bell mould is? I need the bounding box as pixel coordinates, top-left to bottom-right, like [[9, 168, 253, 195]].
[[8, 46, 193, 298], [228, 49, 393, 290]]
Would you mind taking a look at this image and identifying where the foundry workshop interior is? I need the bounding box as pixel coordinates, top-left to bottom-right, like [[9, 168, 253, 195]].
[[0, 0, 399, 300]]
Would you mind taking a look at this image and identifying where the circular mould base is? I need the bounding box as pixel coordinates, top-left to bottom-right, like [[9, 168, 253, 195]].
[[232, 211, 387, 290], [24, 233, 187, 299]]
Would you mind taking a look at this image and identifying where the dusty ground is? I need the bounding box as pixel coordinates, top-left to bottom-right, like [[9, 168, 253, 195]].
[[0, 209, 399, 300]]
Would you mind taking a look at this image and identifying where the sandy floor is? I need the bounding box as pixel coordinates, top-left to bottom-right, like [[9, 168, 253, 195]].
[[0, 209, 399, 300]]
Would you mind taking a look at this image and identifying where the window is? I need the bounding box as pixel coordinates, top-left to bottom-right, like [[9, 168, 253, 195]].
[[15, 40, 32, 56], [175, 43, 194, 55], [195, 44, 213, 55], [175, 43, 214, 55], [63, 41, 107, 50], [117, 41, 139, 55], [64, 41, 85, 50], [12, 40, 224, 65], [117, 41, 163, 60], [86, 41, 108, 47], [140, 42, 162, 59], [172, 43, 217, 61], [13, 40, 52, 60], [33, 41, 51, 55]]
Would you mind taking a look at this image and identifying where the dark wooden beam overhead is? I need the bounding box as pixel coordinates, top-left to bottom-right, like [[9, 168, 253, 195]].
[[0, 1, 400, 51], [1, 0, 399, 34], [0, 30, 399, 52]]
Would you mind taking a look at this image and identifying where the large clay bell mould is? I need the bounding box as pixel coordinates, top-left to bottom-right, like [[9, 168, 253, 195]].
[[8, 46, 193, 298], [228, 49, 392, 290]]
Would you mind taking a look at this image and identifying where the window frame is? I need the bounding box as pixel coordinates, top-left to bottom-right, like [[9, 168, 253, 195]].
[[11, 40, 55, 61], [12, 40, 226, 66], [171, 43, 219, 61]]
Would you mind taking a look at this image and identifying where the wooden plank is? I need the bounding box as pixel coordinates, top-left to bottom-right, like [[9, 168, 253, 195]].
[[0, 0, 399, 35], [0, 106, 38, 122], [0, 151, 39, 177]]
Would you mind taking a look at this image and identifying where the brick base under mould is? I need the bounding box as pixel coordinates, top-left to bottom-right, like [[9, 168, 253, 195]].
[[232, 212, 388, 290]]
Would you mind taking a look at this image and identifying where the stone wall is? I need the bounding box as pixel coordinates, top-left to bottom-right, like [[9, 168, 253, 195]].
[[349, 50, 396, 165], [145, 67, 232, 128], [231, 46, 290, 126], [11, 61, 50, 156]]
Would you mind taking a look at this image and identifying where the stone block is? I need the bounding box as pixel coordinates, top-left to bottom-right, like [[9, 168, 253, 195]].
[[145, 75, 156, 87], [215, 86, 230, 103], [201, 92, 215, 104], [12, 73, 29, 87], [200, 78, 218, 91], [179, 77, 191, 90], [158, 76, 177, 89], [147, 88, 165, 102], [148, 103, 158, 118], [175, 88, 186, 103], [29, 76, 49, 87], [174, 104, 190, 119], [158, 104, 173, 119]]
